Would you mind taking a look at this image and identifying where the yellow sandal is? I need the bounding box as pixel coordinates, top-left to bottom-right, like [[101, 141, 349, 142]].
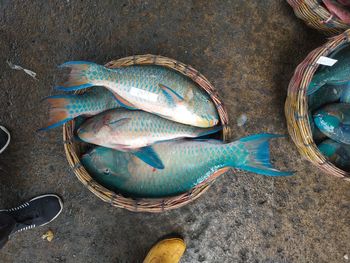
[[143, 238, 186, 263]]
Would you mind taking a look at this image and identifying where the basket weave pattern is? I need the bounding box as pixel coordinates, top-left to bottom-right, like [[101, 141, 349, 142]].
[[287, 0, 350, 35], [63, 54, 230, 212], [285, 30, 350, 181]]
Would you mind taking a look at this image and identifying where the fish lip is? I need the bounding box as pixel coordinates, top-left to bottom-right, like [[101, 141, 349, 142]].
[[197, 116, 218, 127]]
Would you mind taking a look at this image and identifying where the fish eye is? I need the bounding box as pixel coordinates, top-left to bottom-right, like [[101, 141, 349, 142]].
[[103, 168, 110, 175]]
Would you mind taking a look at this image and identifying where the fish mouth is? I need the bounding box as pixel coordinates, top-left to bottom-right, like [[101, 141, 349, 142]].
[[77, 127, 95, 142]]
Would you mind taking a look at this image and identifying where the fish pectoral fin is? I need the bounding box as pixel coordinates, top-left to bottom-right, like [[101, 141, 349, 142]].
[[112, 92, 137, 110], [159, 84, 184, 104], [108, 118, 131, 128], [133, 146, 165, 170]]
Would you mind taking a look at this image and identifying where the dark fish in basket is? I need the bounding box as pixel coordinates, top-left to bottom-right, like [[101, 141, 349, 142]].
[[318, 139, 350, 170], [77, 109, 222, 169], [308, 83, 350, 142], [81, 134, 293, 198], [308, 83, 350, 112], [56, 61, 219, 128], [40, 87, 120, 131], [307, 47, 350, 95], [314, 103, 350, 144]]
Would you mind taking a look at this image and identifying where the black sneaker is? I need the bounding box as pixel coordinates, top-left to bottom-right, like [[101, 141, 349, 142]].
[[0, 194, 63, 234], [0, 126, 10, 154]]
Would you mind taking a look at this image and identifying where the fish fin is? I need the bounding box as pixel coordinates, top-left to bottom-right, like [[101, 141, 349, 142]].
[[236, 134, 294, 176], [55, 61, 98, 91], [38, 116, 73, 131], [39, 95, 75, 131], [159, 84, 184, 104], [133, 146, 165, 169], [196, 126, 223, 137], [108, 118, 131, 127], [112, 92, 137, 110]]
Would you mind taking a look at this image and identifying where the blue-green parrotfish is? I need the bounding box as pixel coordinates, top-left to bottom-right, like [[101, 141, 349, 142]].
[[314, 103, 350, 144], [56, 62, 219, 128], [308, 47, 350, 95], [81, 134, 293, 198]]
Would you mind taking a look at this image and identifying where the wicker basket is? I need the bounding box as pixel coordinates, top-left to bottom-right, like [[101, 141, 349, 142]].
[[63, 54, 230, 212], [285, 30, 350, 181], [287, 0, 350, 35]]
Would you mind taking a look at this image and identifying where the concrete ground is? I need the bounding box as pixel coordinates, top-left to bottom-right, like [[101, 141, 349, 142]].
[[0, 1, 349, 262]]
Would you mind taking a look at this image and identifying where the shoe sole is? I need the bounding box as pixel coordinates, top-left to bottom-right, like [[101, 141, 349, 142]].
[[0, 126, 10, 154]]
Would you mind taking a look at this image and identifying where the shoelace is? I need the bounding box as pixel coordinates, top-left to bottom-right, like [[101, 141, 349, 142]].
[[13, 224, 36, 234], [7, 202, 30, 212]]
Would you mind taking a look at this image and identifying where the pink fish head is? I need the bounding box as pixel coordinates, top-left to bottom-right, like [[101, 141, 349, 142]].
[[77, 114, 111, 145]]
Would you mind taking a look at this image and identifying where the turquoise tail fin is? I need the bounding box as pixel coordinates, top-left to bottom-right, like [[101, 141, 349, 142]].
[[55, 61, 98, 91], [237, 134, 294, 177]]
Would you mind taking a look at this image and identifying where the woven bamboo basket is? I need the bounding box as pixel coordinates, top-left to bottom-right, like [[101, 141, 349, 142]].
[[63, 54, 230, 212], [285, 30, 350, 181], [287, 0, 350, 35]]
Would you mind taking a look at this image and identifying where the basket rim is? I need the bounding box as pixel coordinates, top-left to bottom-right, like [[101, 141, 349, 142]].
[[63, 54, 230, 212], [285, 30, 350, 181]]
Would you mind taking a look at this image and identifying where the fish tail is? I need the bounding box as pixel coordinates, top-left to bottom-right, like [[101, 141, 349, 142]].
[[56, 61, 101, 91], [236, 134, 294, 176], [39, 95, 75, 131]]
